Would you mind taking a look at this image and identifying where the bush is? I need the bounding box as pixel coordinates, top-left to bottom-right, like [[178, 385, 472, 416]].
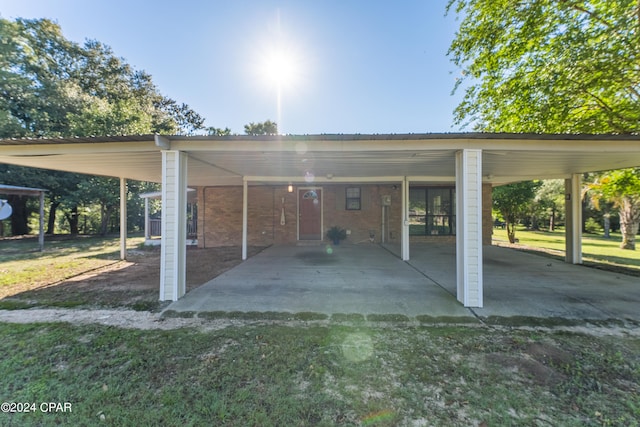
[[585, 217, 603, 234]]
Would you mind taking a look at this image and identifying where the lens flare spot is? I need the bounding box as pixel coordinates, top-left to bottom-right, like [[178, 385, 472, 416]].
[[361, 409, 395, 425], [295, 142, 308, 155], [304, 171, 315, 183], [341, 332, 373, 362]]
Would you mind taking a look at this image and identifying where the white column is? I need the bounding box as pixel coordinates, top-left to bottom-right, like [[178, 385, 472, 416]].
[[455, 149, 483, 308], [120, 178, 127, 261], [565, 174, 582, 264], [401, 177, 410, 261], [242, 178, 248, 261], [38, 191, 45, 252], [144, 197, 150, 240], [160, 150, 188, 301]]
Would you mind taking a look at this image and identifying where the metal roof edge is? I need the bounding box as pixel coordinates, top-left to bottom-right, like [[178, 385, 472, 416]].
[[2, 132, 639, 146]]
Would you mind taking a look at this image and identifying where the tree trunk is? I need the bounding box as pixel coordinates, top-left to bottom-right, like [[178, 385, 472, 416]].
[[7, 195, 29, 235], [549, 207, 555, 231], [603, 213, 611, 238], [99, 204, 115, 236], [46, 201, 60, 235], [506, 221, 517, 243], [530, 213, 539, 230], [619, 197, 640, 250], [66, 206, 79, 235]]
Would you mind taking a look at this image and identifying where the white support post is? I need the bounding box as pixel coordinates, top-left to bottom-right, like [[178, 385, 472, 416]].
[[455, 149, 483, 308], [160, 150, 188, 301], [565, 174, 583, 264], [401, 177, 410, 261], [38, 191, 45, 252], [120, 178, 127, 261], [144, 197, 150, 240], [242, 178, 248, 261], [381, 205, 385, 244]]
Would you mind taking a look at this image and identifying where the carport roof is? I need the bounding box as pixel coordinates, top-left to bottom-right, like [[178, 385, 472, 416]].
[[0, 133, 639, 186], [0, 184, 47, 196]]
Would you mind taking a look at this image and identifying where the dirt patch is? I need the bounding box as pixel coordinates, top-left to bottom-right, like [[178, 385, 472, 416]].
[[486, 353, 567, 387], [2, 246, 265, 310], [0, 308, 254, 331], [524, 341, 574, 367], [485, 340, 574, 388]]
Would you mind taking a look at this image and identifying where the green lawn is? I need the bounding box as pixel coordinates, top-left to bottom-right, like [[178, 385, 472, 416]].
[[0, 235, 144, 292], [493, 227, 640, 273], [0, 322, 638, 426], [1, 232, 639, 425]]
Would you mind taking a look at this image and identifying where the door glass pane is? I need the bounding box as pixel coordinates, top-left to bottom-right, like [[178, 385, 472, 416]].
[[409, 188, 426, 235], [427, 188, 453, 235]]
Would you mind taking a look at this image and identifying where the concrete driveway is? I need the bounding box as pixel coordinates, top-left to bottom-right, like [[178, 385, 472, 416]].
[[167, 243, 640, 323], [405, 243, 640, 322]]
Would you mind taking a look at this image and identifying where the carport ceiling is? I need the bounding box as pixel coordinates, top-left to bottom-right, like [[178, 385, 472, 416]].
[[0, 133, 639, 186]]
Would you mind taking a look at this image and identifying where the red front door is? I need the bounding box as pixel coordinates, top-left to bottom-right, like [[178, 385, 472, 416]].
[[299, 189, 322, 240]]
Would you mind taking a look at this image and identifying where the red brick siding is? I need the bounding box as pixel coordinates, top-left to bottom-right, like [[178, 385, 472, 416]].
[[194, 183, 491, 247], [196, 184, 403, 247], [322, 185, 400, 244]]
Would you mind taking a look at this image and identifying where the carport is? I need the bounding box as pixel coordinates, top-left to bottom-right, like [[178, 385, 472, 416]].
[[166, 242, 640, 321], [1, 133, 640, 309]]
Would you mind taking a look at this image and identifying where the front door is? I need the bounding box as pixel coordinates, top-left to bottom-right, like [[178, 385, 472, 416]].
[[298, 189, 322, 240]]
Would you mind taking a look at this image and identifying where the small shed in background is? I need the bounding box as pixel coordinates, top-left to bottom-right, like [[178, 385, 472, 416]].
[[0, 184, 47, 251]]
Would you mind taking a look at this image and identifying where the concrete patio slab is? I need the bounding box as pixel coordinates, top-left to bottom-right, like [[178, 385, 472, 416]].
[[167, 242, 640, 323], [166, 243, 471, 318]]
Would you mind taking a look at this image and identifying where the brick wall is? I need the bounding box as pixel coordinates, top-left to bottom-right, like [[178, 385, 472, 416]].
[[322, 184, 401, 244], [194, 183, 490, 247], [196, 184, 402, 247], [197, 186, 298, 248]]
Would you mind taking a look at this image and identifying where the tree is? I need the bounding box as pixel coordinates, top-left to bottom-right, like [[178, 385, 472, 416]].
[[70, 176, 120, 235], [207, 126, 232, 136], [0, 18, 83, 138], [448, 1, 640, 249], [244, 120, 278, 135], [534, 180, 565, 231], [493, 181, 541, 243], [447, 0, 640, 133], [0, 18, 206, 235], [588, 168, 640, 249]]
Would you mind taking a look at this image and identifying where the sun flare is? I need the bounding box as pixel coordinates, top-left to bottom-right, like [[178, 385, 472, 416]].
[[262, 46, 301, 89], [265, 50, 297, 85]]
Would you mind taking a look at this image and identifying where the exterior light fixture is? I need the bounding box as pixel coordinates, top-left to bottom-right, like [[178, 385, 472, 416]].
[[287, 183, 293, 193]]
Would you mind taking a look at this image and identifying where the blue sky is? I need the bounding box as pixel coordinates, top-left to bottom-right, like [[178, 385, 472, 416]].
[[0, 1, 465, 135]]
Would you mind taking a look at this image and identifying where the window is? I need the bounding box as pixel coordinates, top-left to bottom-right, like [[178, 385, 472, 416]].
[[303, 190, 318, 200], [345, 187, 361, 210], [409, 187, 455, 236]]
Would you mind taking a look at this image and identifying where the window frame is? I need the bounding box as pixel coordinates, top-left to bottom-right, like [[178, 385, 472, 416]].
[[408, 186, 456, 236], [345, 187, 361, 210]]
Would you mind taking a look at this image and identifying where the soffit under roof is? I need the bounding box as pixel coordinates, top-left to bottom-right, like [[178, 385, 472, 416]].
[[0, 134, 638, 186]]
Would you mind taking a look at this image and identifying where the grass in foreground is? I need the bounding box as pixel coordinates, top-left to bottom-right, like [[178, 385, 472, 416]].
[[0, 322, 638, 426]]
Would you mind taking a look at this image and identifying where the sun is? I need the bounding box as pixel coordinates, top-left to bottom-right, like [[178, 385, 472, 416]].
[[263, 46, 300, 89]]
